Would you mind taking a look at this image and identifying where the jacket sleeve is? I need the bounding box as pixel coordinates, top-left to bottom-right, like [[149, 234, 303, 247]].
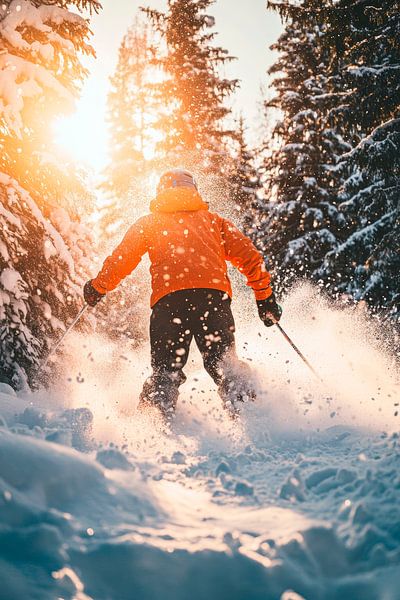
[[221, 217, 273, 300], [91, 217, 149, 294]]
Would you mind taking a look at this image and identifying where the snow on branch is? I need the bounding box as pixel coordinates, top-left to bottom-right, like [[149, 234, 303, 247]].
[[0, 53, 74, 136], [347, 64, 400, 78], [0, 1, 85, 56], [343, 117, 400, 162], [267, 0, 374, 14], [0, 0, 95, 137], [0, 171, 75, 273]]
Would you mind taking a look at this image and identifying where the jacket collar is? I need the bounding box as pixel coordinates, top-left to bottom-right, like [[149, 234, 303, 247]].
[[150, 187, 208, 213]]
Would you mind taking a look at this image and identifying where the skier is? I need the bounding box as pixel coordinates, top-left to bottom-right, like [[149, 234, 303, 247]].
[[84, 169, 282, 420]]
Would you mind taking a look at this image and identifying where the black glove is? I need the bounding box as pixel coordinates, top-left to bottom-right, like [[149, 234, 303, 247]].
[[257, 294, 282, 327], [83, 280, 105, 307]]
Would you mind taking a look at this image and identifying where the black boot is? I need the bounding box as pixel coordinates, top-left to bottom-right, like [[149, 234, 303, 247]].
[[137, 371, 184, 422], [218, 376, 257, 419]]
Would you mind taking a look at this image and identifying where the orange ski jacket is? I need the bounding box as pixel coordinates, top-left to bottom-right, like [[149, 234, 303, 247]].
[[92, 187, 273, 308]]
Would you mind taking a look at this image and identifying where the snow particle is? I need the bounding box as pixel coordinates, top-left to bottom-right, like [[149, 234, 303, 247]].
[[3, 490, 12, 502]]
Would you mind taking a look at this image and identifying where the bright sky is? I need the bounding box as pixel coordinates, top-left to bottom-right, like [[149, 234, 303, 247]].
[[55, 0, 283, 171]]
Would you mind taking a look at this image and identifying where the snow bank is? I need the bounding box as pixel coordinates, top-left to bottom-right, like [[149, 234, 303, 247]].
[[1, 392, 400, 599], [0, 428, 160, 599]]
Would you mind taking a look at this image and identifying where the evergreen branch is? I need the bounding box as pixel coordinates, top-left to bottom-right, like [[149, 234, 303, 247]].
[[343, 117, 400, 161]]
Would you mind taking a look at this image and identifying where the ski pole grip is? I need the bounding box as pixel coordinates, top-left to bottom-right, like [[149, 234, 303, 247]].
[[265, 312, 278, 325]]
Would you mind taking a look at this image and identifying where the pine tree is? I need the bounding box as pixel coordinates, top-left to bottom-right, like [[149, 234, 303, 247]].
[[0, 0, 100, 388], [228, 116, 262, 236], [101, 18, 157, 206], [142, 0, 238, 174], [0, 174, 90, 389], [99, 17, 157, 252], [0, 0, 100, 207], [256, 3, 349, 293], [258, 0, 399, 318], [316, 1, 400, 318]]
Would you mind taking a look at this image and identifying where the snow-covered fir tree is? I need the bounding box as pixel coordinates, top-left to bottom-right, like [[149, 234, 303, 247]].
[[142, 0, 238, 175], [0, 0, 100, 388], [101, 19, 157, 208], [0, 0, 100, 207], [257, 2, 350, 294], [228, 116, 262, 237], [258, 0, 399, 318], [0, 174, 91, 389], [316, 0, 400, 318], [99, 17, 157, 247]]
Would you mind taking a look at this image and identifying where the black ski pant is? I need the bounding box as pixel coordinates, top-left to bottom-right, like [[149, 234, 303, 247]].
[[139, 288, 253, 415]]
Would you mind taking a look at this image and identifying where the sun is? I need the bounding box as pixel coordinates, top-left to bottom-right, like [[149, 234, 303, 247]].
[[54, 82, 163, 173], [54, 113, 107, 173], [53, 78, 109, 172]]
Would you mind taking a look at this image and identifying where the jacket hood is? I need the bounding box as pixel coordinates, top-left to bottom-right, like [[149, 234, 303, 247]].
[[150, 187, 208, 214]]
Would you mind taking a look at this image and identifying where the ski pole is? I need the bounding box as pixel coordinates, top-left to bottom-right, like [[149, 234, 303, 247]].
[[267, 314, 322, 382], [40, 304, 89, 371]]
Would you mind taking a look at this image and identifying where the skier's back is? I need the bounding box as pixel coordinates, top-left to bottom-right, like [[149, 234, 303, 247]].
[[84, 170, 282, 419]]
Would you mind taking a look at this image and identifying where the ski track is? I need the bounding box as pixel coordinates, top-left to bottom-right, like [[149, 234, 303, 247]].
[[0, 285, 399, 600]]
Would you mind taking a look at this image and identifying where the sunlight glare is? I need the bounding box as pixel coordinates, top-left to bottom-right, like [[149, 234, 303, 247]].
[[54, 90, 163, 172], [54, 113, 107, 173], [54, 78, 109, 172]]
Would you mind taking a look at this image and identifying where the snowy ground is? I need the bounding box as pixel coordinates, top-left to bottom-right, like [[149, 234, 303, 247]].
[[0, 285, 399, 600]]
